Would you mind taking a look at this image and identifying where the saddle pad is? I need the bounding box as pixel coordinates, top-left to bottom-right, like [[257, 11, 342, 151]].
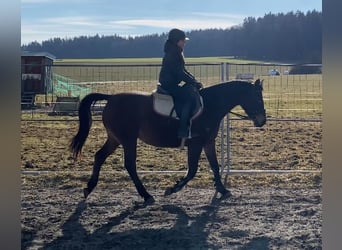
[[152, 91, 203, 120], [152, 91, 178, 118]]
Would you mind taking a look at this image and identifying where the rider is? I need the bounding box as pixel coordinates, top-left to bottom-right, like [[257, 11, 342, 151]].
[[158, 28, 203, 139]]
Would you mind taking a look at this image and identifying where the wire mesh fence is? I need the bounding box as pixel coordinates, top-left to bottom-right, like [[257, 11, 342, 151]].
[[21, 63, 322, 176], [220, 118, 322, 174], [226, 63, 322, 119], [24, 63, 322, 119], [219, 63, 321, 174]]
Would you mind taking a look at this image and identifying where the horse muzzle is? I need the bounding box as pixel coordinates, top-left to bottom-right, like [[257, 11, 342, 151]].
[[253, 113, 266, 127]]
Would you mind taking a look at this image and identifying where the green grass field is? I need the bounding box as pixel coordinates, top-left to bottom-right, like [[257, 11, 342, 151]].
[[22, 58, 322, 191], [41, 58, 322, 119], [55, 56, 265, 65]]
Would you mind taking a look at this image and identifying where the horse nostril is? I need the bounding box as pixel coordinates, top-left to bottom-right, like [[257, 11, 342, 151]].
[[254, 115, 266, 127]]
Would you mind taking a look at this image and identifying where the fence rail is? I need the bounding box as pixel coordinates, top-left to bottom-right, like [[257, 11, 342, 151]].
[[23, 62, 322, 119], [21, 63, 322, 177]]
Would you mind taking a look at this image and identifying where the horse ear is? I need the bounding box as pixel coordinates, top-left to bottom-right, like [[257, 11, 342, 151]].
[[254, 79, 264, 89]]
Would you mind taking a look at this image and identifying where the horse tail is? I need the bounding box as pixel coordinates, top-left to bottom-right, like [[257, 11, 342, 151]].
[[70, 93, 110, 159]]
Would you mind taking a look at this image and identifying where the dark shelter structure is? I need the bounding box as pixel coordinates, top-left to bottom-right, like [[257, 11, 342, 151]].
[[21, 51, 56, 108]]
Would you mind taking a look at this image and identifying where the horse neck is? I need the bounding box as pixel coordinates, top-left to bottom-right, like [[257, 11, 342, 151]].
[[202, 82, 249, 118]]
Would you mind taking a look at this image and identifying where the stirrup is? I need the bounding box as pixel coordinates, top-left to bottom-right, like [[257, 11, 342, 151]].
[[178, 133, 191, 150], [179, 138, 186, 150]]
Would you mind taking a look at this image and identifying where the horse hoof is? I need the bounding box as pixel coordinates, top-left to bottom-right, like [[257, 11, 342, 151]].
[[144, 196, 155, 205], [164, 187, 173, 196], [220, 190, 232, 199], [83, 188, 90, 199]]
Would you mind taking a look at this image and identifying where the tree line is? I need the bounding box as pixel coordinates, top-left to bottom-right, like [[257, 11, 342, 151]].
[[22, 10, 321, 63]]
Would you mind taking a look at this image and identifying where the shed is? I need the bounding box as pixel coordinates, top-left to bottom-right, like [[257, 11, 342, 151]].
[[21, 51, 56, 107]]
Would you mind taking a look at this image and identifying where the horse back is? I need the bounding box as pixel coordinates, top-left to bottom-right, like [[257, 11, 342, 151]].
[[103, 92, 152, 118], [101, 92, 180, 147]]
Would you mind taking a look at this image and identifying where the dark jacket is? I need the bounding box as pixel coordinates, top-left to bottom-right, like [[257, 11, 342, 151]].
[[159, 40, 199, 91]]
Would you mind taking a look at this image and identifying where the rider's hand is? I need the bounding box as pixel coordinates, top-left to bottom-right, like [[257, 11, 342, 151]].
[[193, 81, 203, 89]]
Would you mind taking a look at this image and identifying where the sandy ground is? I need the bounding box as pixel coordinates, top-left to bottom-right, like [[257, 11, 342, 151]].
[[21, 115, 322, 249], [22, 184, 321, 250]]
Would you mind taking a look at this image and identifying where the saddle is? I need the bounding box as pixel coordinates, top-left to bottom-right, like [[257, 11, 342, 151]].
[[152, 83, 203, 120]]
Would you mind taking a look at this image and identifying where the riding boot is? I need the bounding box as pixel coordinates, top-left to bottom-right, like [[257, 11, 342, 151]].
[[178, 103, 192, 139]]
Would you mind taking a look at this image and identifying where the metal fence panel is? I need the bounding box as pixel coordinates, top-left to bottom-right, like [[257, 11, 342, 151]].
[[21, 63, 322, 177]]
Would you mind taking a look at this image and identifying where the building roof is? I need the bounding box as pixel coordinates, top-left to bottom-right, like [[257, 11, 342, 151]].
[[21, 51, 56, 60]]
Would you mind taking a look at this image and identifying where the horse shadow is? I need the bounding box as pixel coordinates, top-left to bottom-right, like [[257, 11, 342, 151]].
[[42, 196, 229, 250], [42, 195, 273, 250]]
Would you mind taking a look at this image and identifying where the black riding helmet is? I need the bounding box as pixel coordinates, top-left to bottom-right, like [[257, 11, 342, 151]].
[[168, 28, 189, 43]]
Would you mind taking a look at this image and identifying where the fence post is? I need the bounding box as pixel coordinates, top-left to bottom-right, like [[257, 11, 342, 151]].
[[226, 63, 230, 177], [219, 63, 231, 187], [220, 63, 229, 178]]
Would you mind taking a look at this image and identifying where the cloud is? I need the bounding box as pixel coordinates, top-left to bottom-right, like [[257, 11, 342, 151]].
[[43, 16, 100, 27], [191, 12, 246, 20], [21, 16, 135, 44], [21, 13, 242, 45], [113, 17, 239, 31], [21, 0, 92, 3], [21, 0, 55, 3]]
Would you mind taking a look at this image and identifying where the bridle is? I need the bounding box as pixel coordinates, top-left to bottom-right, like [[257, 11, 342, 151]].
[[229, 82, 265, 121], [229, 111, 249, 119], [229, 107, 266, 121]]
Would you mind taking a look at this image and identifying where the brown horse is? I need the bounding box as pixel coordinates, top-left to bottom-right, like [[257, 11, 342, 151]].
[[70, 79, 266, 204]]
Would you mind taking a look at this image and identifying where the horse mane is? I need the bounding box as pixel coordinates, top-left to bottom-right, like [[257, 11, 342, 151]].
[[205, 80, 253, 89], [118, 90, 151, 96], [200, 80, 254, 95]]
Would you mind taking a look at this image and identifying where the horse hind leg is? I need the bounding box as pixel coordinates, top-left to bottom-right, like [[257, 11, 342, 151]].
[[123, 141, 154, 204], [84, 138, 119, 199]]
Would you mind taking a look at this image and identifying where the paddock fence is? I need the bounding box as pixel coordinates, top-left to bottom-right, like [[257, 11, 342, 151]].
[[21, 63, 322, 178]]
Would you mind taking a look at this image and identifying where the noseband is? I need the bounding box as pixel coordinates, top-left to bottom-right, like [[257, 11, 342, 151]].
[[229, 108, 266, 121], [229, 111, 249, 119]]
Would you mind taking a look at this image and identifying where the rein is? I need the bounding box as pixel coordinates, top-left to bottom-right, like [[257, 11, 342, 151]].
[[229, 111, 249, 120]]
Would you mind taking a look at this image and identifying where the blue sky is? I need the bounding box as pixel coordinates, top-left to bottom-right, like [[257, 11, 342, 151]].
[[21, 0, 321, 45]]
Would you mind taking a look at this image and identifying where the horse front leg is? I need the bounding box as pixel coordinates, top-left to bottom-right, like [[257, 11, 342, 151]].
[[123, 141, 155, 204], [165, 142, 202, 196], [204, 139, 231, 198]]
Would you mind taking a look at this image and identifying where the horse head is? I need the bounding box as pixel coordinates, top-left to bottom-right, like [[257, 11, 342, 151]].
[[239, 79, 266, 127]]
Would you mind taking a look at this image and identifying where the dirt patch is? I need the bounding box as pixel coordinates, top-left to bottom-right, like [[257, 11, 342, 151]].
[[22, 184, 321, 249], [21, 115, 322, 249]]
